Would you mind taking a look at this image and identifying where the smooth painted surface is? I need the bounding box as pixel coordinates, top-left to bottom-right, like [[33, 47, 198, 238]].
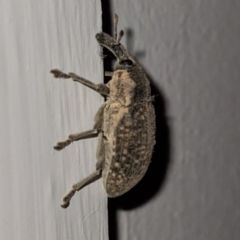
[[110, 1, 240, 239], [0, 1, 108, 239]]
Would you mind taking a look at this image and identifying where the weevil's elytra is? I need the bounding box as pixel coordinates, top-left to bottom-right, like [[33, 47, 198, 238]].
[[51, 14, 155, 208]]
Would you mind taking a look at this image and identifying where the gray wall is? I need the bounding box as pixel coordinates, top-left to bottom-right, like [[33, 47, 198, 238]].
[[0, 1, 108, 239], [108, 1, 240, 239]]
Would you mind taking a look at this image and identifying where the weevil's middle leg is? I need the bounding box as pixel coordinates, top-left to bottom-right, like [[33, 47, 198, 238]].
[[61, 169, 102, 208], [54, 129, 99, 151], [51, 69, 109, 96]]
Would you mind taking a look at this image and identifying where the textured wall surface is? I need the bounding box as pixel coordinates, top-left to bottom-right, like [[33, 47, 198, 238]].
[[0, 1, 108, 239], [108, 1, 240, 239]]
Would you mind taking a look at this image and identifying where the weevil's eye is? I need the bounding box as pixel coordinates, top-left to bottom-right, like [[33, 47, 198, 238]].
[[111, 44, 121, 52], [119, 59, 133, 68]]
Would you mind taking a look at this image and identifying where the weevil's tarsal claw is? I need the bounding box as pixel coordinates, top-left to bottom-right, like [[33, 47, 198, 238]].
[[50, 69, 71, 79], [61, 189, 76, 208], [54, 139, 72, 151]]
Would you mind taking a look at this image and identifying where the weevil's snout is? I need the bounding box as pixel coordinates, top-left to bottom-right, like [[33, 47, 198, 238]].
[[96, 14, 136, 69], [95, 32, 119, 51], [96, 32, 135, 68]]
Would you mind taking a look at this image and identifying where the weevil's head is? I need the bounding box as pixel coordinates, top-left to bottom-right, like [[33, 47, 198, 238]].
[[96, 32, 136, 71]]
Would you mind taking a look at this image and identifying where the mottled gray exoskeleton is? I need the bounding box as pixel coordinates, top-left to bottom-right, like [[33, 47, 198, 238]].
[[51, 14, 155, 208]]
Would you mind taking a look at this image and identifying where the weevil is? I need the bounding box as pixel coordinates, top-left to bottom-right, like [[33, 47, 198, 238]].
[[51, 14, 155, 208]]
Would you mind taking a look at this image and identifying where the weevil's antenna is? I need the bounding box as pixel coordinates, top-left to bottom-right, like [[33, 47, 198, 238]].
[[114, 14, 124, 44], [114, 13, 118, 41], [117, 30, 124, 44]]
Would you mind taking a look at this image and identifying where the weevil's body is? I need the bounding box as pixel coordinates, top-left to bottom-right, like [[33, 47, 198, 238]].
[[97, 68, 155, 197], [51, 14, 155, 208]]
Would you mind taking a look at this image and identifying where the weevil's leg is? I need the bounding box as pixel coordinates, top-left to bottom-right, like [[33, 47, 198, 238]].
[[96, 132, 105, 170], [54, 129, 99, 151], [51, 69, 109, 96], [68, 72, 109, 96], [50, 69, 71, 79], [61, 170, 102, 208], [105, 71, 113, 77]]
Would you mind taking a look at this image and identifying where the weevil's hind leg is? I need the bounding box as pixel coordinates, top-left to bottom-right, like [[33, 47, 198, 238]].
[[61, 170, 102, 208], [61, 132, 105, 208], [50, 69, 71, 79], [50, 69, 109, 96], [95, 132, 105, 170], [54, 129, 99, 151]]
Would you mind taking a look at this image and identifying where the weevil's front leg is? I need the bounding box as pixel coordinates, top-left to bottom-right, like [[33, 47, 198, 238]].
[[51, 69, 109, 96], [61, 169, 102, 208], [54, 129, 99, 151]]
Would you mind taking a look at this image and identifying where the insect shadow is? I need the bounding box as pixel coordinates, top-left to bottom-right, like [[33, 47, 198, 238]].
[[125, 28, 145, 59]]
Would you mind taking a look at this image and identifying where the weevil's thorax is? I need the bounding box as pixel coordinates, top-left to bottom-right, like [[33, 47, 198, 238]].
[[127, 63, 151, 102], [108, 61, 151, 105], [107, 69, 136, 106]]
